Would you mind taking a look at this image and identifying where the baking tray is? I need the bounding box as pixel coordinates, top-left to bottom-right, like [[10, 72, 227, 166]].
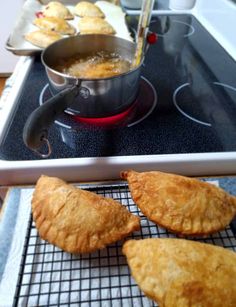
[[5, 0, 131, 56], [11, 180, 236, 306]]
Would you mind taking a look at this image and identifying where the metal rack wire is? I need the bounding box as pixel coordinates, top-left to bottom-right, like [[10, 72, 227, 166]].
[[13, 183, 236, 306]]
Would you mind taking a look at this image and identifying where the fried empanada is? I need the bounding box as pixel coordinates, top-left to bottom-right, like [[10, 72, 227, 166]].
[[74, 1, 105, 18], [121, 170, 236, 236], [122, 238, 236, 307], [24, 29, 62, 48], [42, 1, 74, 20], [32, 175, 140, 254], [78, 17, 116, 35], [34, 16, 76, 35]]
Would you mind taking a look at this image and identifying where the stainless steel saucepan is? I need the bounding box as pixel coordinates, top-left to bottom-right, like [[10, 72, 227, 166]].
[[43, 34, 142, 118], [23, 26, 158, 158], [23, 34, 144, 157]]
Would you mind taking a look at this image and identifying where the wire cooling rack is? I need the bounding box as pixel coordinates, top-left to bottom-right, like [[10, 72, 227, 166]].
[[13, 183, 236, 307]]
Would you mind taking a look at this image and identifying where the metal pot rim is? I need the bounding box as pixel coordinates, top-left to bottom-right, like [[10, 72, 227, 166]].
[[41, 34, 143, 82]]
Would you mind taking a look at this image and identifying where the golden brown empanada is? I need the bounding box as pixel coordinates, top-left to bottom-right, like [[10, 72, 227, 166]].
[[121, 170, 236, 236], [34, 16, 76, 35], [78, 17, 116, 35], [42, 1, 74, 20], [74, 1, 105, 18], [122, 238, 236, 307], [32, 175, 140, 254], [24, 29, 62, 48]]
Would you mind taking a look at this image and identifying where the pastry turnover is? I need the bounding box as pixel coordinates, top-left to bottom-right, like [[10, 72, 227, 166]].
[[34, 17, 76, 35], [24, 29, 62, 48], [122, 238, 236, 307], [74, 1, 105, 18], [42, 1, 74, 20], [121, 170, 236, 236], [78, 17, 116, 35], [32, 175, 140, 254]]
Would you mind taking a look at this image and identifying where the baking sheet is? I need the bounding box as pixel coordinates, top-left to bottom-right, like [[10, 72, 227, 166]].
[[6, 0, 133, 56], [0, 178, 236, 306]]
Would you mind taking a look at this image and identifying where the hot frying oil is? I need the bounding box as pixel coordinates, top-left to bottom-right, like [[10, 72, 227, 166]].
[[56, 51, 131, 79]]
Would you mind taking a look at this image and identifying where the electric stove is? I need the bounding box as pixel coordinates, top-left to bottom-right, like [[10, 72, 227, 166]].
[[0, 13, 236, 184]]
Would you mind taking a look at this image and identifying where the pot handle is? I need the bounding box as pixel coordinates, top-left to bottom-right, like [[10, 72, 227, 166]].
[[23, 84, 81, 158]]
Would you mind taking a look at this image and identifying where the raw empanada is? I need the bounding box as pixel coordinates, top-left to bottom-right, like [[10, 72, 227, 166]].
[[74, 1, 105, 18], [32, 175, 140, 254], [78, 17, 116, 35], [42, 1, 74, 20], [34, 16, 76, 35], [122, 238, 236, 307], [24, 29, 62, 48], [121, 170, 236, 236]]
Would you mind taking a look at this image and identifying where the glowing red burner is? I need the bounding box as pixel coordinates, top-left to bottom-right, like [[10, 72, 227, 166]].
[[39, 77, 157, 129], [72, 101, 136, 127]]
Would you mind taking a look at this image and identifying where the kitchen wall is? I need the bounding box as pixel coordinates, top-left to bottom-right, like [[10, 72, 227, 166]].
[[0, 1, 24, 75]]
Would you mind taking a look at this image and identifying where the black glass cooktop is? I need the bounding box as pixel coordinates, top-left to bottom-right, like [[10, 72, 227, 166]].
[[1, 14, 236, 161]]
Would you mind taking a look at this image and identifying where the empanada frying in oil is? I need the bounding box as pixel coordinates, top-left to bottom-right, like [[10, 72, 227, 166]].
[[122, 238, 236, 307], [32, 175, 140, 254], [121, 170, 236, 236]]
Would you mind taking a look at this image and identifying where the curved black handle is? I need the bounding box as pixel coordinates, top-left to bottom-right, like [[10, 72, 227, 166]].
[[23, 85, 81, 153]]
